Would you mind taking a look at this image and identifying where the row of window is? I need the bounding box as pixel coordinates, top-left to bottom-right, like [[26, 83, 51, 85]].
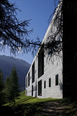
[[32, 74, 59, 96], [44, 74, 59, 89], [27, 73, 59, 88]]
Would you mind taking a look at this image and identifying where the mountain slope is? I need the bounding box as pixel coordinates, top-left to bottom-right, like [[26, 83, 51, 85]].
[[0, 55, 30, 91]]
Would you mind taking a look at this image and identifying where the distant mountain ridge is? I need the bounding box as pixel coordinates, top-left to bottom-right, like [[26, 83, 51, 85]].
[[0, 55, 30, 91]]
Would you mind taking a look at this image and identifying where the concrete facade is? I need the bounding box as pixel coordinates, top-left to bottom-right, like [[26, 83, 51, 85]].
[[25, 1, 63, 98]]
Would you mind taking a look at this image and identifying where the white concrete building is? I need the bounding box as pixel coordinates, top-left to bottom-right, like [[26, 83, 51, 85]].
[[25, 1, 63, 98]]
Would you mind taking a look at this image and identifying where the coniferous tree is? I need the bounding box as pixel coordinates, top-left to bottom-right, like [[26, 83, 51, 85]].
[[5, 68, 19, 104], [5, 76, 11, 102], [0, 70, 4, 91], [0, 70, 5, 105], [10, 68, 19, 104]]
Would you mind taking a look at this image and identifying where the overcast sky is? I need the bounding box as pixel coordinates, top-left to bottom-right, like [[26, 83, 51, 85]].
[[0, 0, 59, 64]]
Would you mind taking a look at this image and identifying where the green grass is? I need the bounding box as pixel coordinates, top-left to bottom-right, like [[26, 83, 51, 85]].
[[2, 91, 77, 116], [4, 91, 58, 106]]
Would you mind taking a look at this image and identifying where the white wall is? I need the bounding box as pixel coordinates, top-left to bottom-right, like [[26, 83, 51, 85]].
[[26, 50, 63, 98], [25, 1, 63, 98]]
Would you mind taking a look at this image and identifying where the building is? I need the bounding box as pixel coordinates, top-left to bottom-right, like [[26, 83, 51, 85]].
[[25, 1, 63, 98]]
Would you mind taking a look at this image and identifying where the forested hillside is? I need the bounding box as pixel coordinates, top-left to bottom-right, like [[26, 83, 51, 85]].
[[0, 55, 30, 91]]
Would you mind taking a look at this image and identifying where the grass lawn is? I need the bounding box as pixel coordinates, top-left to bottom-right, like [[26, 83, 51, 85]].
[[1, 91, 77, 116]]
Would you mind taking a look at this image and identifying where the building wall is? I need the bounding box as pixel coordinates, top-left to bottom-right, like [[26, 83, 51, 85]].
[[25, 50, 63, 98], [25, 1, 63, 98]]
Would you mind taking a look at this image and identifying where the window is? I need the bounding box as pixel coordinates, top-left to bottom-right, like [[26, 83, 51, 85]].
[[32, 85, 33, 96], [28, 72, 30, 86], [38, 48, 44, 78], [44, 81, 46, 88], [49, 78, 51, 87], [32, 62, 35, 83], [55, 74, 59, 86], [26, 77, 28, 88], [38, 80, 42, 96]]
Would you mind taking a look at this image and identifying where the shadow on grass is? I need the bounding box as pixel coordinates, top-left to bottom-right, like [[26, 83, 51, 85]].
[[15, 97, 35, 105], [0, 106, 15, 116], [0, 97, 44, 116], [0, 98, 77, 116], [13, 102, 44, 116], [13, 99, 77, 116]]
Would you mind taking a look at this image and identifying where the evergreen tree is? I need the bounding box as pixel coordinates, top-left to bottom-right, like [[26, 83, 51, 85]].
[[5, 76, 11, 102], [0, 70, 4, 91], [0, 70, 4, 105], [10, 68, 20, 103]]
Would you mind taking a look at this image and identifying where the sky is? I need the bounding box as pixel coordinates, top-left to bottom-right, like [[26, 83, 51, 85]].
[[0, 0, 59, 64]]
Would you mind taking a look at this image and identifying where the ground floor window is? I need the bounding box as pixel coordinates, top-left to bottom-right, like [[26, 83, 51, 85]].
[[32, 85, 33, 96], [38, 80, 42, 96], [55, 74, 59, 86], [44, 81, 46, 88], [49, 78, 51, 87]]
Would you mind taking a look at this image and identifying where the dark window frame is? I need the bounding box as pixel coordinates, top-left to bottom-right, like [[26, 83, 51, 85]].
[[55, 74, 59, 86], [32, 85, 33, 96], [32, 62, 35, 83], [49, 78, 51, 87], [44, 81, 46, 88], [28, 72, 30, 86], [38, 80, 42, 96], [38, 47, 44, 78]]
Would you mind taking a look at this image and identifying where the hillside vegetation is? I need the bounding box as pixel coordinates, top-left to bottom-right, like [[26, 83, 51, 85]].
[[1, 91, 77, 116], [0, 55, 30, 91]]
